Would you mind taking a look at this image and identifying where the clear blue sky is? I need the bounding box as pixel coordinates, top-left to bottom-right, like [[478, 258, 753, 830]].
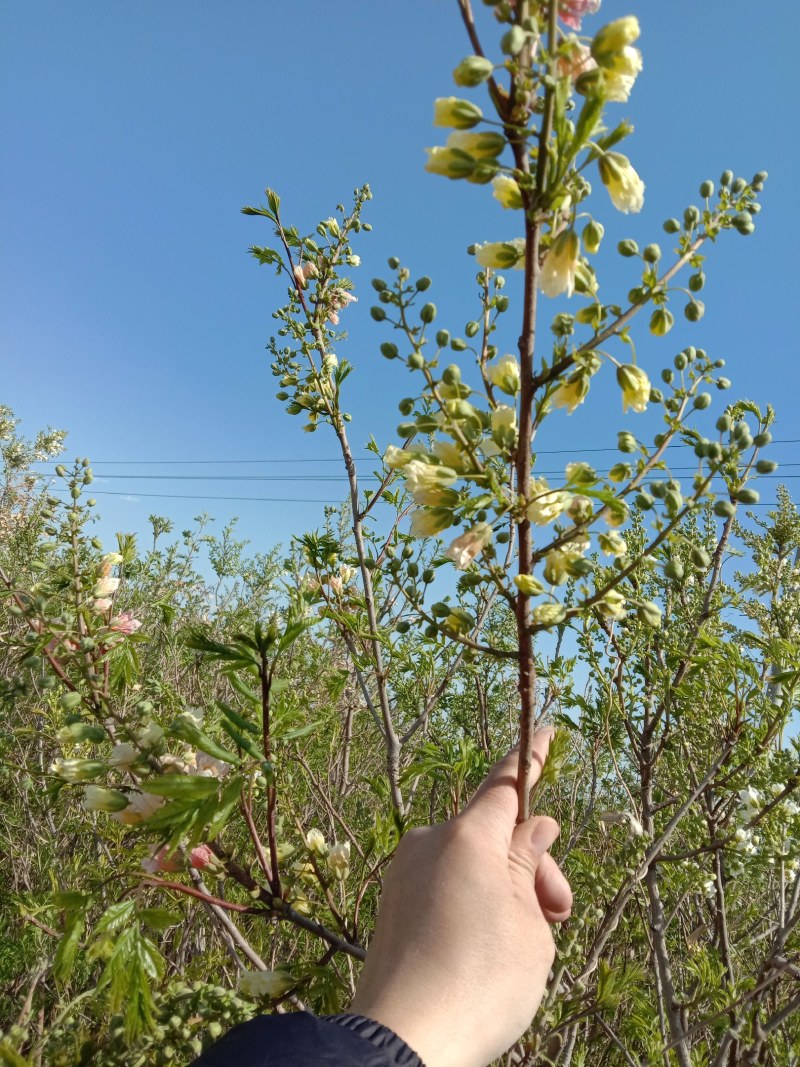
[[2, 0, 797, 557]]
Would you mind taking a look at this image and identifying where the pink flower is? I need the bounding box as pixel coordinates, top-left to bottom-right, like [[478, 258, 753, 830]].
[[557, 41, 597, 80], [92, 598, 113, 613], [141, 846, 183, 874], [189, 844, 215, 870], [560, 0, 601, 30], [109, 611, 142, 635]]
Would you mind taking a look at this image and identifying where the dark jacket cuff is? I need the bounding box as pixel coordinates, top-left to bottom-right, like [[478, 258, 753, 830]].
[[324, 1012, 425, 1066]]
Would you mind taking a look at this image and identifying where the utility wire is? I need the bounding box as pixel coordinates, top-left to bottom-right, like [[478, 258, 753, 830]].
[[29, 438, 800, 465]]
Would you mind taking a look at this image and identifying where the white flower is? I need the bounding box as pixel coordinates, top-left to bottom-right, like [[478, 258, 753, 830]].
[[327, 841, 351, 880], [540, 230, 580, 298], [192, 752, 231, 779], [304, 828, 328, 855], [532, 603, 567, 627], [109, 743, 139, 769], [239, 970, 294, 999], [616, 364, 651, 414], [409, 508, 451, 538], [445, 523, 493, 570], [598, 531, 627, 557], [93, 576, 120, 599], [403, 460, 458, 506], [526, 478, 571, 525], [603, 46, 643, 102], [112, 791, 165, 825], [598, 152, 645, 214], [492, 174, 523, 210], [491, 404, 518, 449], [486, 354, 520, 396], [597, 588, 626, 620], [137, 722, 165, 749], [384, 445, 415, 470]]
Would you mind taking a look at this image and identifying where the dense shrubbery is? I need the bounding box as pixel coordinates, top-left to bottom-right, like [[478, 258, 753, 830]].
[[2, 0, 800, 1063]]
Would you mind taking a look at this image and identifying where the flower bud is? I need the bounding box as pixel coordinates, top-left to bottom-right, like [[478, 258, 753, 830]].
[[452, 55, 494, 87], [420, 303, 437, 324], [433, 97, 483, 129], [637, 601, 662, 628], [735, 488, 760, 504], [380, 342, 398, 359], [582, 219, 604, 254], [617, 239, 638, 257], [501, 25, 526, 55], [663, 560, 684, 581], [720, 170, 733, 186], [650, 308, 674, 336], [693, 392, 712, 409], [447, 130, 506, 159], [699, 180, 714, 198], [691, 547, 711, 569], [532, 603, 567, 627], [643, 243, 661, 263], [714, 500, 736, 518], [756, 459, 777, 474], [617, 431, 637, 453], [514, 574, 544, 597], [425, 147, 476, 179], [616, 364, 651, 413], [492, 174, 523, 209], [753, 431, 772, 447], [663, 217, 681, 233], [685, 300, 705, 322]]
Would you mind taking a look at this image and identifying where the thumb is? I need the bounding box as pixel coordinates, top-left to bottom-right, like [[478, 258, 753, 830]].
[[509, 815, 560, 880]]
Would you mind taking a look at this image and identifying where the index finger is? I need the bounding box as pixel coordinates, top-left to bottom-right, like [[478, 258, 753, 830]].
[[462, 729, 554, 840]]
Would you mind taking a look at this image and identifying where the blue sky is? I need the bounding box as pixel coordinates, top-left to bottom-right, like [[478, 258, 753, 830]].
[[2, 0, 797, 559]]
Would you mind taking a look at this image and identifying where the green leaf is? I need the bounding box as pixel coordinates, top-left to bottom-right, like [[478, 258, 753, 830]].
[[138, 908, 182, 931], [277, 620, 311, 654], [219, 717, 264, 759], [53, 910, 85, 985], [137, 775, 221, 800], [168, 714, 241, 766], [225, 673, 261, 708]]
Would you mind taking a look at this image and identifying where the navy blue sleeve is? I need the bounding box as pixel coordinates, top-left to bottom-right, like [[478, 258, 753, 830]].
[[189, 1011, 425, 1067]]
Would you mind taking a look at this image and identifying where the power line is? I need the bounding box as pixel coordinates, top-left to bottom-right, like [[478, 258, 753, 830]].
[[53, 490, 338, 504], [29, 438, 800, 465]]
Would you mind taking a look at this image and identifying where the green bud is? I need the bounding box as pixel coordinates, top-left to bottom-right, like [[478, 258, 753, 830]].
[[617, 431, 637, 453], [693, 392, 712, 409], [684, 205, 701, 227], [395, 620, 410, 634], [397, 422, 416, 439], [689, 271, 705, 292], [406, 562, 419, 578], [422, 568, 435, 583], [643, 243, 661, 263], [452, 54, 494, 86], [388, 256, 400, 269], [431, 601, 451, 618], [714, 500, 736, 517], [60, 692, 83, 710], [415, 276, 432, 291], [436, 329, 450, 347], [420, 303, 437, 324], [720, 170, 733, 186], [501, 25, 527, 55], [450, 337, 468, 351], [635, 492, 654, 510], [407, 352, 425, 370], [685, 300, 705, 322], [637, 601, 662, 628], [716, 414, 732, 432], [442, 364, 462, 385], [650, 308, 675, 336], [398, 398, 414, 416], [756, 459, 777, 474], [674, 352, 688, 370], [465, 320, 480, 337], [663, 218, 681, 234], [380, 342, 398, 359], [731, 177, 747, 194], [691, 547, 712, 569], [699, 180, 714, 198], [617, 239, 639, 257], [582, 220, 604, 254], [753, 431, 772, 447], [663, 560, 684, 581], [716, 377, 731, 390], [370, 306, 387, 321], [371, 278, 387, 291], [424, 623, 439, 639], [735, 488, 760, 504]]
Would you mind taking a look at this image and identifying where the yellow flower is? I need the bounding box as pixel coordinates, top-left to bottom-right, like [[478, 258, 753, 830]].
[[540, 230, 580, 298], [603, 47, 643, 102], [433, 97, 483, 129], [598, 152, 645, 214], [447, 131, 506, 159], [432, 440, 467, 470], [384, 445, 416, 469], [445, 523, 493, 569], [551, 372, 589, 414], [487, 353, 521, 395], [616, 364, 651, 413], [474, 239, 525, 269], [591, 16, 641, 62], [403, 460, 458, 505], [492, 174, 523, 209], [526, 478, 571, 525]]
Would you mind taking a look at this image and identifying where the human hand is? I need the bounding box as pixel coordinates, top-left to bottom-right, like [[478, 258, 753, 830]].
[[350, 730, 572, 1067]]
